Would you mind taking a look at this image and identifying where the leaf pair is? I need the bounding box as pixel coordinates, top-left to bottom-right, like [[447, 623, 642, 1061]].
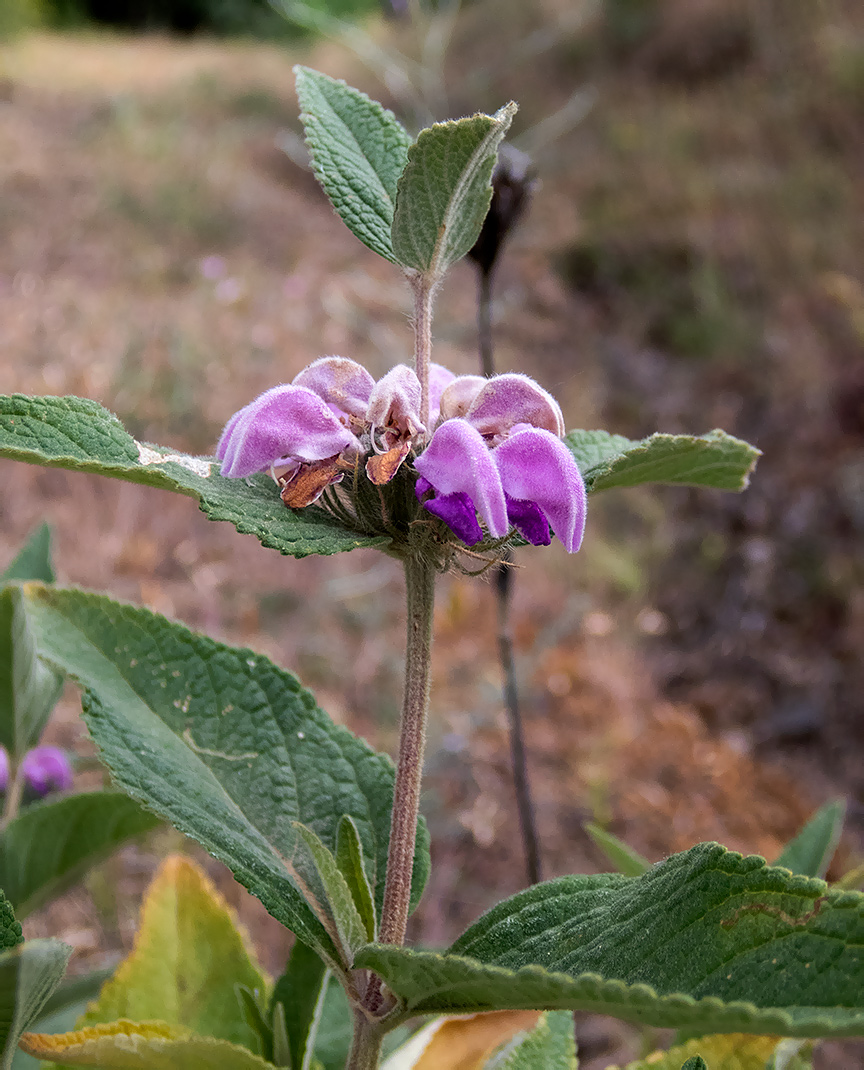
[[295, 67, 515, 284]]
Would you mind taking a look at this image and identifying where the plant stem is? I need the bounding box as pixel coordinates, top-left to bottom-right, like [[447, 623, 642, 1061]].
[[496, 560, 543, 884], [345, 1010, 385, 1070], [478, 267, 494, 378], [1, 761, 23, 831], [377, 554, 435, 948], [411, 274, 435, 433]]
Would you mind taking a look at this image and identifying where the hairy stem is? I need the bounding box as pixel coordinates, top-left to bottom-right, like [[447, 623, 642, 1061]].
[[496, 560, 543, 884], [411, 274, 435, 433], [378, 554, 436, 947], [1, 761, 23, 831], [345, 1010, 385, 1070]]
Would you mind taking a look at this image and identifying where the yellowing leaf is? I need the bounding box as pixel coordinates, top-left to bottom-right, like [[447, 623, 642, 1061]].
[[19, 1019, 276, 1068], [382, 1011, 541, 1070], [80, 856, 268, 1048], [608, 1033, 784, 1070]]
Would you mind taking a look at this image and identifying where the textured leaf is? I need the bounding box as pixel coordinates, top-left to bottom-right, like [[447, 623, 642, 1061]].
[[0, 395, 386, 559], [565, 429, 760, 494], [336, 815, 377, 942], [492, 1011, 577, 1069], [0, 587, 63, 760], [295, 66, 411, 263], [20, 585, 430, 966], [0, 791, 160, 919], [270, 940, 327, 1070], [0, 939, 70, 1070], [392, 105, 516, 279], [680, 1060, 707, 1070], [0, 896, 20, 954], [11, 971, 111, 1070], [583, 824, 649, 877], [774, 800, 845, 879], [356, 843, 864, 1037], [20, 1021, 277, 1069], [292, 823, 369, 965], [77, 856, 266, 1049], [0, 525, 54, 586], [607, 1034, 789, 1070], [381, 1011, 542, 1070]]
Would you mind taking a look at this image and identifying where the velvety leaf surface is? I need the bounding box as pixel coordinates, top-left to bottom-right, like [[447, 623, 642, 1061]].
[[0, 792, 160, 919], [0, 896, 21, 954], [20, 1021, 277, 1069], [607, 1034, 792, 1070], [357, 844, 864, 1037], [565, 429, 760, 494], [20, 585, 429, 963], [0, 940, 70, 1070], [391, 105, 516, 279], [336, 814, 377, 942], [0, 525, 54, 586], [493, 1011, 577, 1070], [774, 800, 845, 879], [79, 856, 266, 1049], [0, 395, 385, 558], [0, 588, 63, 759], [295, 66, 411, 262]]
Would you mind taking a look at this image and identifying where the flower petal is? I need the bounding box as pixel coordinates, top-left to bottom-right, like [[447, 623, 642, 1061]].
[[414, 419, 508, 539], [505, 496, 551, 546], [494, 428, 587, 552], [292, 356, 375, 420], [422, 491, 483, 546], [438, 375, 487, 422], [217, 384, 354, 478], [367, 364, 424, 438], [467, 373, 565, 439], [429, 362, 457, 425]]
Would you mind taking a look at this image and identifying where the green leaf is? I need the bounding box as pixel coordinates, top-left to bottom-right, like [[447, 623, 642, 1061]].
[[0, 939, 70, 1070], [0, 894, 21, 954], [391, 104, 517, 280], [0, 525, 54, 586], [79, 856, 267, 1050], [0, 587, 63, 760], [607, 1035, 796, 1070], [20, 585, 430, 967], [292, 824, 369, 966], [492, 1011, 577, 1069], [565, 429, 760, 494], [774, 800, 845, 879], [583, 823, 649, 877], [0, 395, 386, 559], [12, 970, 113, 1070], [680, 1060, 707, 1070], [336, 815, 377, 942], [0, 791, 160, 919], [20, 1021, 279, 1069], [294, 66, 411, 263], [356, 843, 864, 1037], [270, 941, 327, 1070], [310, 979, 352, 1070]]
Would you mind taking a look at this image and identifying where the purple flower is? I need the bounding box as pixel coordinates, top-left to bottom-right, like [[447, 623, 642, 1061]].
[[0, 749, 8, 793], [21, 746, 74, 797], [414, 373, 586, 552]]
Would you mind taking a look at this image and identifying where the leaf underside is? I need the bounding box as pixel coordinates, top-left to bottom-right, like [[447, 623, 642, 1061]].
[[0, 940, 71, 1070]]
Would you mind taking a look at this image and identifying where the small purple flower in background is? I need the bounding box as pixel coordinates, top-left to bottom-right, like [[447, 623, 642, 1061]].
[[0, 748, 8, 793], [20, 746, 74, 797]]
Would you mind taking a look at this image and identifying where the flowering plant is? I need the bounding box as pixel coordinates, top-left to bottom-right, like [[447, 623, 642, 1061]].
[[1, 66, 863, 1070]]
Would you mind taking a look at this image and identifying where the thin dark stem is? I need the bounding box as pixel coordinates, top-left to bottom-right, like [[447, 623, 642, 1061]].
[[478, 267, 494, 378], [377, 555, 436, 945], [496, 558, 543, 885]]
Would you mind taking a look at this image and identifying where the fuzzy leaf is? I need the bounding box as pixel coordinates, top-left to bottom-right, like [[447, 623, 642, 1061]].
[[336, 815, 377, 942], [0, 940, 70, 1070], [381, 1011, 543, 1070], [583, 824, 649, 877], [76, 856, 266, 1050], [392, 105, 516, 279], [270, 940, 327, 1070], [295, 66, 411, 262], [19, 585, 430, 966], [493, 1011, 577, 1069], [0, 395, 385, 558], [0, 588, 63, 760], [607, 1034, 803, 1070], [356, 843, 864, 1037], [565, 429, 760, 494], [20, 1021, 277, 1069], [0, 895, 20, 955], [0, 525, 54, 586], [774, 800, 845, 879]]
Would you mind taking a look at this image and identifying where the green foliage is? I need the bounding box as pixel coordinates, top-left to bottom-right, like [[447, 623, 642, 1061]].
[[12, 971, 111, 1070], [295, 67, 411, 264], [0, 896, 21, 955], [583, 823, 649, 877], [391, 105, 517, 281], [494, 1010, 577, 1069], [270, 941, 327, 1070], [356, 843, 864, 1036], [0, 525, 54, 587], [336, 815, 377, 943], [0, 791, 160, 919], [0, 395, 386, 558], [680, 1059, 707, 1070], [774, 800, 845, 880], [565, 429, 760, 494], [609, 1034, 806, 1070], [0, 939, 71, 1070], [19, 584, 429, 969]]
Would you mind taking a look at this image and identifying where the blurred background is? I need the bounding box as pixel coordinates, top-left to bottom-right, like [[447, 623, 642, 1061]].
[[2, 0, 863, 1064]]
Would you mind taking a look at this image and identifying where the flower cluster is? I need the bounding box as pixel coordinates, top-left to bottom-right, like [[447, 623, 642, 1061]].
[[217, 358, 586, 554]]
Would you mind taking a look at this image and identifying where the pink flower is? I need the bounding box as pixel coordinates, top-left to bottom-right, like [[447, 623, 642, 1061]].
[[414, 374, 586, 552], [21, 746, 74, 797]]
